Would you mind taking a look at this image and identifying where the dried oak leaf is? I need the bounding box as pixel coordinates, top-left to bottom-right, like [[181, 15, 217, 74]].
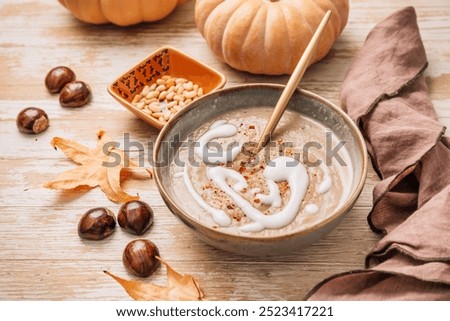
[[104, 257, 205, 301], [44, 130, 152, 203]]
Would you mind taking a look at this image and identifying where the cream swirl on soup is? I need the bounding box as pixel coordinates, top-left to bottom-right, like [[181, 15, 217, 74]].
[[171, 108, 352, 235]]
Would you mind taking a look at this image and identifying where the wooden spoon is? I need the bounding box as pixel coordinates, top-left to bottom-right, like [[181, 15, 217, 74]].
[[254, 10, 332, 153]]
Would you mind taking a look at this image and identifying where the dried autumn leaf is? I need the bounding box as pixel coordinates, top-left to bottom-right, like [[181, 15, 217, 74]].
[[44, 130, 152, 203], [104, 257, 205, 301]]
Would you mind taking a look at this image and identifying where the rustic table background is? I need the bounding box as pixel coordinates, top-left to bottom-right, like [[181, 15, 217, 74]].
[[0, 0, 448, 300]]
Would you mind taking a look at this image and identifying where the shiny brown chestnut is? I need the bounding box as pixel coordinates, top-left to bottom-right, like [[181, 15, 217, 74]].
[[45, 66, 76, 94], [118, 200, 154, 235], [123, 239, 160, 277], [16, 107, 49, 134], [59, 81, 92, 107], [78, 207, 116, 240]]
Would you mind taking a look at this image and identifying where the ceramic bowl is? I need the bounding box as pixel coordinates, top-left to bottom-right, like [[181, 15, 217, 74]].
[[153, 84, 367, 256], [108, 46, 226, 129]]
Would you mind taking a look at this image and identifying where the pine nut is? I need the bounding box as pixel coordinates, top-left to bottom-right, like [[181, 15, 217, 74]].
[[135, 101, 145, 109], [183, 81, 193, 91], [145, 98, 158, 104], [163, 111, 171, 120], [167, 99, 177, 107], [158, 91, 168, 100], [156, 84, 166, 92], [173, 95, 185, 102], [148, 103, 162, 113], [132, 94, 142, 104], [146, 91, 158, 99], [141, 85, 150, 97], [132, 76, 205, 124], [184, 90, 197, 99], [165, 79, 175, 89], [166, 91, 175, 101]]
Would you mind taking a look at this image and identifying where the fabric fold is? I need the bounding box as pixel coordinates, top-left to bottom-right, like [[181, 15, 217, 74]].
[[306, 6, 450, 300]]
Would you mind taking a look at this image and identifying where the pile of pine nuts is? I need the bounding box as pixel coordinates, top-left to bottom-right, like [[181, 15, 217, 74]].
[[131, 75, 204, 124]]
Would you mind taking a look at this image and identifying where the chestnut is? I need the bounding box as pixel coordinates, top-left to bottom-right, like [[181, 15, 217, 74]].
[[45, 66, 76, 94], [78, 207, 116, 240], [59, 80, 92, 108], [118, 200, 154, 235], [16, 107, 49, 134], [123, 239, 160, 277]]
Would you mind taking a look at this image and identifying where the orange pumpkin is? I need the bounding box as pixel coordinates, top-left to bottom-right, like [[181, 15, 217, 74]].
[[58, 0, 187, 26], [195, 0, 349, 75]]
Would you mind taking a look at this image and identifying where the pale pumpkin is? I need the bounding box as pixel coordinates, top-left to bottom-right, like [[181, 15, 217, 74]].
[[195, 0, 349, 75], [58, 0, 188, 26]]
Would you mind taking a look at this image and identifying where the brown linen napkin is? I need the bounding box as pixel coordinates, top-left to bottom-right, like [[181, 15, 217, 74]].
[[306, 6, 450, 300]]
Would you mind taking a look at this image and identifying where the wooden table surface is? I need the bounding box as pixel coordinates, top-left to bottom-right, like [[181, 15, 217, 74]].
[[0, 0, 448, 300]]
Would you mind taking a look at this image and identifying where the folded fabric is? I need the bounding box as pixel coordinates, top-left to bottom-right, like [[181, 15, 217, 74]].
[[306, 6, 450, 300]]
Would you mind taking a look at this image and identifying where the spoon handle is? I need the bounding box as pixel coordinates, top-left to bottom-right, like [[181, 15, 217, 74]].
[[256, 10, 332, 153]]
